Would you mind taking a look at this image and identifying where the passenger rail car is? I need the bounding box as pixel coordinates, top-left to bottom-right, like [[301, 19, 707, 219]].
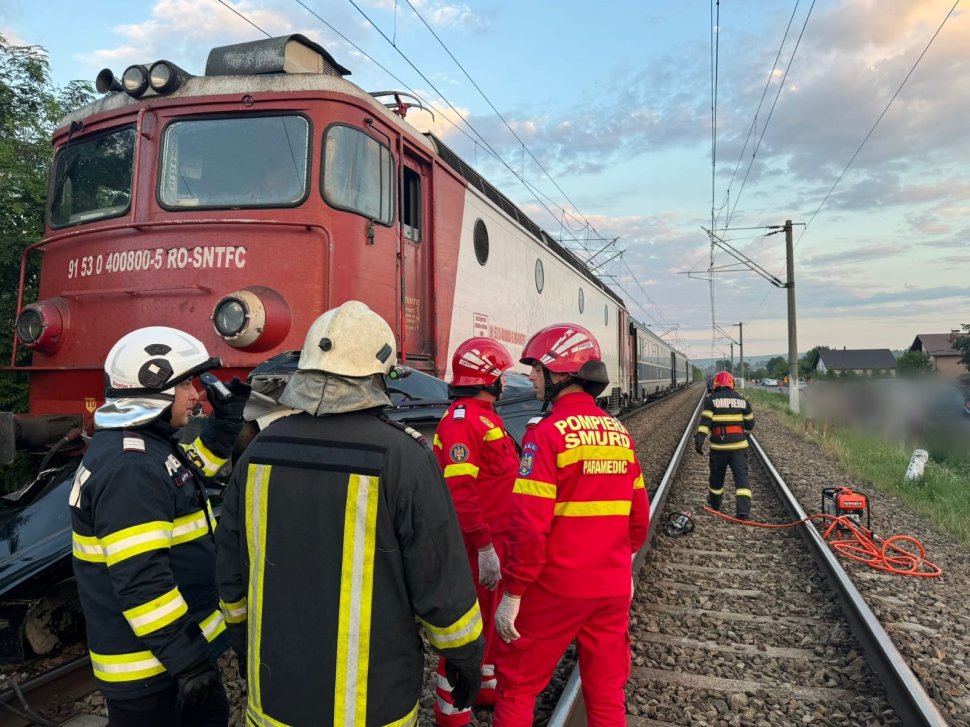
[[0, 34, 689, 461]]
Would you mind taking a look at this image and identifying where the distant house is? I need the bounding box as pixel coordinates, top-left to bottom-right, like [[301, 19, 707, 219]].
[[909, 331, 965, 379], [814, 348, 896, 377]]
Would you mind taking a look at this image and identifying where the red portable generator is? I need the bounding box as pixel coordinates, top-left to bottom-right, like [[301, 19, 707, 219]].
[[821, 486, 871, 537]]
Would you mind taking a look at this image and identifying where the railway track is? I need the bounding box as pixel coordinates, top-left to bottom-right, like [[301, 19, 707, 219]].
[[0, 655, 97, 727], [550, 391, 950, 726]]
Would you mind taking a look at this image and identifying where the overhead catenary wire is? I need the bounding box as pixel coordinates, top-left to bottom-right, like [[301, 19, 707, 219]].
[[709, 0, 721, 362], [793, 0, 962, 251], [724, 0, 815, 231], [399, 0, 594, 241], [746, 0, 960, 326], [713, 1, 800, 234], [214, 0, 272, 37]]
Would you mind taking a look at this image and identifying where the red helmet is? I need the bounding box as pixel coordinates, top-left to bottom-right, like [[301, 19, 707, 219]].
[[520, 323, 601, 373], [712, 370, 735, 390], [520, 324, 609, 399], [450, 337, 513, 387]]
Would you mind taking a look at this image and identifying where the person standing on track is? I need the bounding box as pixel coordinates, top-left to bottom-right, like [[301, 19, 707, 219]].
[[492, 323, 650, 727], [694, 370, 755, 519], [215, 300, 485, 727], [70, 326, 251, 727], [432, 337, 520, 726]]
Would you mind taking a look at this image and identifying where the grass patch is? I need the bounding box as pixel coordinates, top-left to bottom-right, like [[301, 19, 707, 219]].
[[743, 388, 970, 548]]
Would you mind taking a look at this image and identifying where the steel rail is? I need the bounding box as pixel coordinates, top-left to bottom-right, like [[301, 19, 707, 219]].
[[749, 434, 948, 727], [0, 654, 95, 727], [547, 389, 705, 727]]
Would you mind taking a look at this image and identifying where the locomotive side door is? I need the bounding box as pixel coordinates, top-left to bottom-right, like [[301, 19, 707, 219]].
[[399, 146, 434, 369]]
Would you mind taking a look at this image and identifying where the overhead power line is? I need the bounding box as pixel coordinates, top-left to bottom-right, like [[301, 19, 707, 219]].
[[794, 0, 961, 250], [399, 0, 592, 238], [744, 0, 961, 328], [713, 0, 800, 233], [724, 0, 815, 230], [214, 0, 271, 36]]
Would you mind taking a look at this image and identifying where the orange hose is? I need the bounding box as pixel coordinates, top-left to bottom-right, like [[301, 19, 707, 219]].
[[702, 507, 942, 577]]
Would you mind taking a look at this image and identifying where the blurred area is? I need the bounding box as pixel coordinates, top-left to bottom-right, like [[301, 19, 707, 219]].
[[800, 378, 969, 461]]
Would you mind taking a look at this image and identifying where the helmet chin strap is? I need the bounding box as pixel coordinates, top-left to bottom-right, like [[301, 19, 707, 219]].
[[542, 369, 573, 403], [483, 378, 503, 399]]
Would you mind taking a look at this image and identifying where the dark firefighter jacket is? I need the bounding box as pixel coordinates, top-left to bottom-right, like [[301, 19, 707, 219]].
[[70, 416, 239, 700], [216, 410, 485, 727], [696, 387, 755, 451]]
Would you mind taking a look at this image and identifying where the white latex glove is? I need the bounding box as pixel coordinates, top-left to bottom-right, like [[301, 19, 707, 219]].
[[477, 544, 501, 590], [495, 594, 521, 643]]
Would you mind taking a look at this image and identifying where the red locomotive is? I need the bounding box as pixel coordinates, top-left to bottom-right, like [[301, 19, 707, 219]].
[[1, 34, 690, 465]]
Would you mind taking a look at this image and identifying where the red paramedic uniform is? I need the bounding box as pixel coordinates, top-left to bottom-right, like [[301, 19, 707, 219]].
[[494, 391, 649, 727], [433, 398, 520, 725]]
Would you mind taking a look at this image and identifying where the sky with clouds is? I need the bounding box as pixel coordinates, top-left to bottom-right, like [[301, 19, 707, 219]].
[[2, 0, 967, 359]]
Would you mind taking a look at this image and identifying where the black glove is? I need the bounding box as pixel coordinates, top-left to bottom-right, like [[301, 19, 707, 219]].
[[204, 376, 252, 423], [694, 434, 705, 455], [175, 660, 220, 710], [445, 658, 481, 711], [228, 626, 248, 682]]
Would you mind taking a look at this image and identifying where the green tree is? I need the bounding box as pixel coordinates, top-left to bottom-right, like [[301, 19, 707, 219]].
[[714, 358, 732, 373], [896, 350, 935, 377], [0, 36, 93, 410], [799, 345, 831, 378], [765, 356, 787, 379], [1, 36, 93, 489], [953, 324, 970, 372]]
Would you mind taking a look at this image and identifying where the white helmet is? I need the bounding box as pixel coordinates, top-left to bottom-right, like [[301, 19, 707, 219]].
[[94, 326, 220, 429], [295, 301, 396, 376]]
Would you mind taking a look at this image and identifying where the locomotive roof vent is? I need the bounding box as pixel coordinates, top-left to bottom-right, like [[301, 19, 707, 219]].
[[205, 34, 351, 78]]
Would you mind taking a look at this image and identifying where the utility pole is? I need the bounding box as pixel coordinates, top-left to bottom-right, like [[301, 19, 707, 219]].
[[730, 343, 734, 374], [785, 219, 799, 413], [701, 222, 801, 411], [735, 322, 744, 389]]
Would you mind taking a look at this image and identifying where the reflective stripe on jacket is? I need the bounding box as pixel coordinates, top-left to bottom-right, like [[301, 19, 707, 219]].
[[696, 388, 755, 451], [503, 391, 650, 599], [70, 417, 234, 700], [433, 398, 519, 549], [216, 410, 484, 727]]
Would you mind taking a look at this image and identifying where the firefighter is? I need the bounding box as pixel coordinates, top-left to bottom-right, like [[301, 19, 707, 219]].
[[694, 370, 755, 519], [493, 323, 650, 727], [215, 300, 485, 727], [70, 326, 251, 727], [433, 337, 519, 726]]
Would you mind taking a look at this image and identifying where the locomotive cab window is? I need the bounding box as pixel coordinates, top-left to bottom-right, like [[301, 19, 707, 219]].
[[159, 115, 309, 209], [323, 124, 393, 224], [402, 166, 421, 242], [49, 126, 136, 228]]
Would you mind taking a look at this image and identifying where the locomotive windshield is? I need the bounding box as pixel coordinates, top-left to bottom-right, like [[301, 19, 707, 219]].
[[159, 114, 309, 208], [322, 124, 393, 224], [48, 126, 136, 228]]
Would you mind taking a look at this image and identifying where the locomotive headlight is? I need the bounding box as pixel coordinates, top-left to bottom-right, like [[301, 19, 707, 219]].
[[213, 297, 247, 338], [16, 309, 44, 344], [212, 287, 290, 353], [122, 65, 149, 97], [15, 299, 67, 354], [148, 60, 191, 95]]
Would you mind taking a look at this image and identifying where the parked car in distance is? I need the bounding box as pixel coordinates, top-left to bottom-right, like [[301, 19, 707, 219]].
[[763, 378, 779, 387]]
